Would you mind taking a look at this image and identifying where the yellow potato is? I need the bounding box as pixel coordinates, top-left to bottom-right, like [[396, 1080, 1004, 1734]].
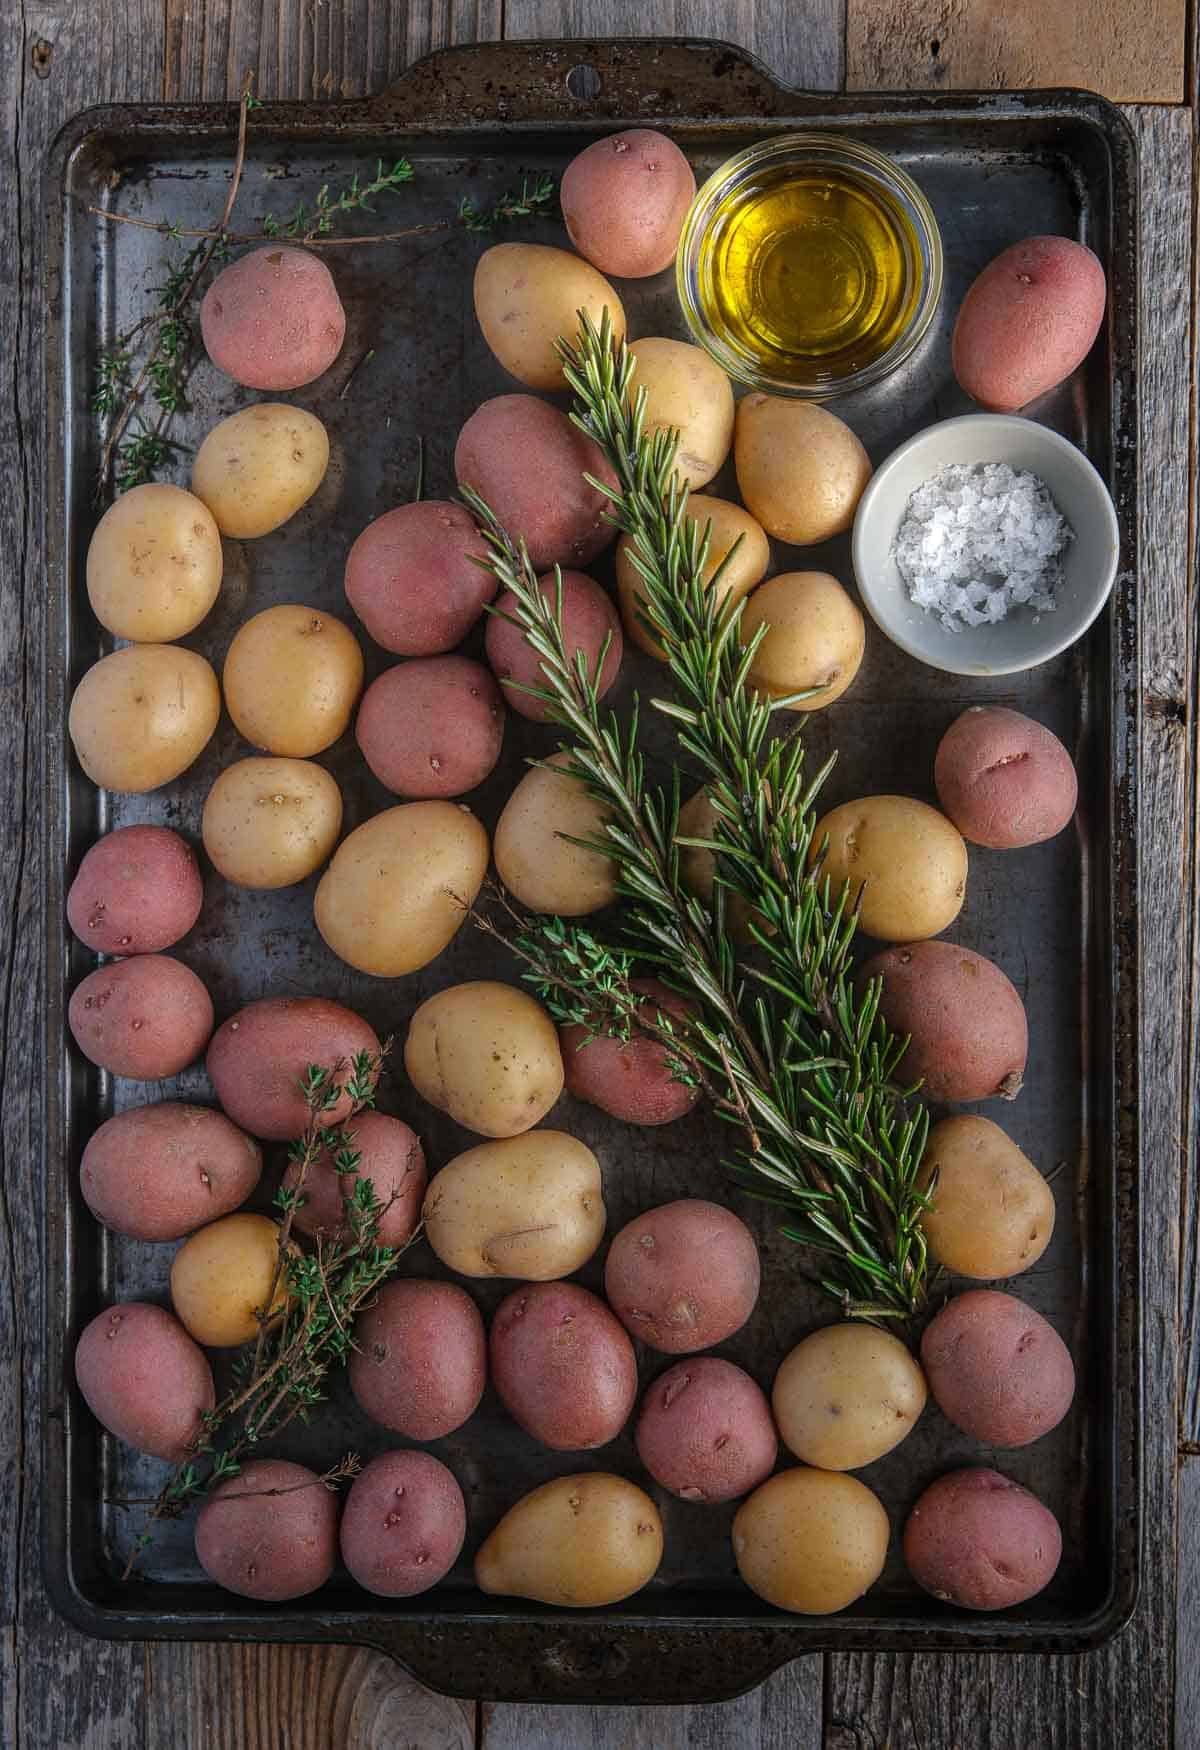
[[170, 1212, 292, 1348], [314, 801, 488, 977], [919, 1115, 1056, 1279], [87, 483, 223, 641], [733, 1469, 890, 1614], [675, 787, 757, 940], [734, 395, 871, 545], [405, 980, 564, 1138], [223, 604, 363, 757], [476, 1473, 663, 1607], [68, 645, 220, 794], [202, 756, 343, 890], [473, 243, 626, 392], [811, 795, 967, 941], [772, 1324, 927, 1470], [616, 495, 770, 661], [191, 403, 329, 538], [493, 752, 616, 916], [628, 337, 734, 489], [423, 1131, 605, 1279], [740, 572, 865, 709]]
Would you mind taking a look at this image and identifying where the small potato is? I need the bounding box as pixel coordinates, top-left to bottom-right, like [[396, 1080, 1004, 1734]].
[[67, 825, 203, 955], [404, 980, 564, 1138], [627, 338, 734, 489], [195, 1459, 337, 1601], [934, 706, 1078, 849], [811, 795, 967, 941], [561, 978, 698, 1126], [493, 752, 616, 917], [486, 570, 622, 722], [490, 1282, 637, 1451], [921, 1289, 1075, 1447], [80, 1102, 262, 1241], [636, 1358, 777, 1503], [423, 1131, 605, 1280], [74, 1301, 215, 1461], [355, 656, 504, 797], [455, 395, 619, 570], [561, 129, 696, 278], [350, 1279, 486, 1440], [919, 1115, 1055, 1278], [740, 572, 865, 709], [952, 235, 1107, 413], [772, 1324, 927, 1471], [903, 1467, 1063, 1610], [617, 495, 769, 661], [202, 756, 343, 889], [735, 396, 872, 545], [69, 645, 220, 793], [733, 1469, 889, 1614], [604, 1199, 760, 1354], [860, 941, 1028, 1103], [313, 802, 488, 977], [283, 1111, 426, 1247], [170, 1211, 291, 1348], [191, 404, 329, 539], [224, 604, 363, 757], [86, 483, 222, 641], [200, 245, 345, 390], [474, 242, 625, 391], [207, 995, 381, 1141], [69, 956, 213, 1080], [476, 1473, 663, 1607], [340, 1451, 466, 1597], [344, 501, 495, 656], [675, 788, 757, 940]]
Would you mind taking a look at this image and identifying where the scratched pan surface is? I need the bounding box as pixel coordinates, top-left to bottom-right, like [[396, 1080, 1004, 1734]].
[[42, 40, 1139, 1703]]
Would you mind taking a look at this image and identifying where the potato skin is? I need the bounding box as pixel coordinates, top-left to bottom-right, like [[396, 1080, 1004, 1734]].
[[920, 1289, 1075, 1447], [474, 242, 626, 391], [200, 245, 345, 390], [340, 1451, 466, 1597], [561, 978, 698, 1126], [350, 1279, 486, 1440], [903, 1466, 1063, 1609], [207, 995, 381, 1141], [74, 1301, 215, 1461], [772, 1324, 927, 1471], [741, 572, 865, 709], [195, 1459, 337, 1601], [454, 395, 619, 570], [561, 129, 696, 278], [224, 604, 364, 758], [627, 338, 734, 488], [490, 1282, 637, 1451], [486, 571, 622, 722], [493, 752, 616, 917], [170, 1212, 292, 1348], [604, 1198, 760, 1354], [67, 825, 203, 954], [636, 1357, 777, 1502], [735, 396, 872, 544], [404, 980, 564, 1138], [191, 404, 329, 539], [475, 1473, 663, 1606], [283, 1111, 426, 1247], [860, 941, 1028, 1103], [344, 500, 495, 656], [952, 235, 1107, 413], [423, 1131, 605, 1280], [202, 756, 343, 889], [69, 956, 213, 1080], [934, 706, 1078, 849], [355, 656, 505, 797], [313, 802, 488, 977], [733, 1469, 889, 1614], [86, 483, 222, 642], [80, 1102, 262, 1241], [812, 795, 967, 942], [919, 1115, 1055, 1278], [617, 494, 769, 661], [69, 645, 220, 793]]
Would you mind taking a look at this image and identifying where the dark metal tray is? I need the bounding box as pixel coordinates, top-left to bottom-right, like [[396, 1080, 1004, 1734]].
[[42, 38, 1140, 1705]]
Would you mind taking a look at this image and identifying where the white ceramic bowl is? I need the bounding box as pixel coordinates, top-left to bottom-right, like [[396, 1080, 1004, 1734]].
[[851, 414, 1120, 676]]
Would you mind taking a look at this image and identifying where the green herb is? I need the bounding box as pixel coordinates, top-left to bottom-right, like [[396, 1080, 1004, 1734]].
[[263, 157, 415, 240], [458, 172, 557, 233]]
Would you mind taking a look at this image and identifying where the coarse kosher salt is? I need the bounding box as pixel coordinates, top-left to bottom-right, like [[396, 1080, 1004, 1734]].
[[892, 461, 1073, 631]]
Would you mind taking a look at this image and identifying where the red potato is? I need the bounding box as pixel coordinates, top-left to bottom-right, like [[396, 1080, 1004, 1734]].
[[561, 129, 697, 278], [195, 1459, 338, 1601], [206, 996, 381, 1141], [604, 1199, 760, 1354], [952, 235, 1107, 412], [355, 656, 505, 798], [67, 825, 203, 955], [350, 1278, 486, 1440], [934, 706, 1078, 849], [80, 1102, 263, 1241], [490, 1282, 638, 1452], [344, 501, 496, 656], [486, 570, 622, 722], [860, 940, 1028, 1103], [282, 1111, 426, 1247], [200, 245, 346, 390], [636, 1358, 778, 1503], [561, 979, 699, 1126], [921, 1289, 1075, 1447], [74, 1301, 215, 1461], [69, 956, 214, 1081], [339, 1450, 467, 1598], [903, 1467, 1063, 1609]]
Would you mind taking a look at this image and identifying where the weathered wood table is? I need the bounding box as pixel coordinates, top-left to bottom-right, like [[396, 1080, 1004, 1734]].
[[3, 2, 1195, 1744]]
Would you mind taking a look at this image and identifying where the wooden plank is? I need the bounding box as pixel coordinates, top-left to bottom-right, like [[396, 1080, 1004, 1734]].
[[845, 0, 1185, 104]]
